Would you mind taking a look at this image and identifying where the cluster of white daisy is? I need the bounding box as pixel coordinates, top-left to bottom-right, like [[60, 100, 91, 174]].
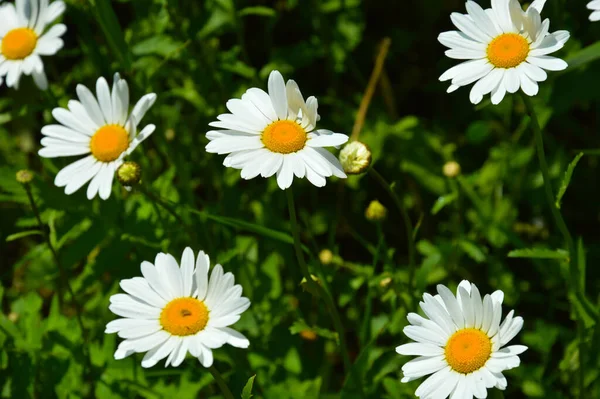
[[6, 0, 593, 396]]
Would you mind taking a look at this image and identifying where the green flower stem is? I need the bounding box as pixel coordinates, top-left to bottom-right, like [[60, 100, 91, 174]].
[[138, 185, 200, 247], [368, 168, 417, 285], [285, 188, 352, 373], [521, 94, 584, 397], [521, 96, 577, 272], [21, 180, 95, 392], [360, 224, 383, 346], [208, 366, 235, 399]]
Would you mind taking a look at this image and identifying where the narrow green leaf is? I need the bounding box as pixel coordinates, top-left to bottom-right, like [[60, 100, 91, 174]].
[[241, 375, 256, 399], [289, 320, 338, 341], [5, 230, 42, 242], [401, 161, 446, 195], [565, 41, 600, 70], [431, 192, 458, 215], [555, 152, 583, 209], [577, 238, 586, 292], [507, 248, 569, 260], [94, 0, 132, 68], [239, 6, 276, 17], [204, 214, 294, 245], [459, 240, 486, 263], [568, 293, 597, 328]]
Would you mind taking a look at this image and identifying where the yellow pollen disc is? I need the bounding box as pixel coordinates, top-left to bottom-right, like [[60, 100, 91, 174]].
[[160, 297, 209, 336], [1, 28, 38, 60], [487, 33, 530, 69], [444, 328, 492, 374], [261, 120, 307, 154], [90, 125, 129, 162]]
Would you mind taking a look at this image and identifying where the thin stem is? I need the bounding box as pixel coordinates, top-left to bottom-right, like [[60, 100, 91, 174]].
[[208, 366, 235, 399], [521, 95, 576, 266], [368, 168, 416, 277], [360, 224, 383, 346], [21, 181, 95, 392], [285, 188, 352, 373], [350, 37, 392, 141], [521, 94, 584, 397], [138, 185, 199, 247]]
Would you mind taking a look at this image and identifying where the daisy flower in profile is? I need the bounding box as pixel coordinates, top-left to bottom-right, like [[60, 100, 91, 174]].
[[106, 247, 250, 368], [38, 73, 156, 200], [205, 70, 348, 190], [0, 0, 67, 89], [439, 0, 569, 105], [396, 280, 527, 398], [588, 1, 600, 21]]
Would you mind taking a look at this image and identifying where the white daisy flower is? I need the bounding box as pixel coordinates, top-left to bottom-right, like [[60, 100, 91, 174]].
[[0, 0, 67, 90], [588, 1, 600, 21], [205, 70, 349, 190], [439, 0, 569, 105], [396, 281, 527, 399], [106, 247, 251, 368], [38, 73, 157, 200]]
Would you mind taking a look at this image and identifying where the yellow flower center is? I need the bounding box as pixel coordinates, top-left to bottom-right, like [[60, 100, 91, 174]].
[[160, 297, 209, 336], [1, 28, 38, 60], [487, 33, 530, 69], [444, 328, 492, 374], [261, 120, 307, 154], [89, 125, 129, 162]]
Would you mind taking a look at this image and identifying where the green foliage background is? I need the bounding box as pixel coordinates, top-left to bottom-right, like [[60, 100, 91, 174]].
[[2, 0, 600, 397]]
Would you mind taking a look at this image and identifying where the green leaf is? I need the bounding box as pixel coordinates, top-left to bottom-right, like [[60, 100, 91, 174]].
[[239, 6, 276, 17], [204, 213, 297, 246], [241, 375, 256, 399], [555, 153, 583, 209], [569, 293, 597, 328], [458, 240, 486, 263], [289, 320, 338, 341], [577, 238, 586, 292], [94, 0, 133, 68], [5, 230, 42, 242], [565, 41, 600, 70], [401, 161, 446, 195], [132, 35, 184, 57], [507, 248, 569, 260], [431, 192, 458, 215]]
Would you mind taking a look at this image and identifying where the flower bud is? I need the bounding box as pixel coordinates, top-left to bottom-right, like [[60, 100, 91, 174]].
[[365, 200, 387, 222], [116, 162, 142, 187], [379, 276, 392, 288], [339, 141, 372, 174], [15, 169, 34, 184], [443, 161, 461, 178], [319, 249, 334, 265], [165, 128, 175, 142]]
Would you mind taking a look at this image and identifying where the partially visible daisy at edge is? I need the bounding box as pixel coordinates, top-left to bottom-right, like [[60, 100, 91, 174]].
[[439, 0, 569, 105], [205, 70, 349, 190], [588, 1, 600, 21], [396, 280, 527, 399], [106, 247, 250, 368], [0, 0, 67, 89], [38, 73, 156, 200]]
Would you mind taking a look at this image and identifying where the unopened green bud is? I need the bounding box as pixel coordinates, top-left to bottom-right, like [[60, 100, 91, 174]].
[[16, 169, 34, 184], [319, 249, 334, 265], [339, 141, 372, 174], [116, 162, 141, 187], [443, 161, 461, 178], [365, 200, 387, 222]]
